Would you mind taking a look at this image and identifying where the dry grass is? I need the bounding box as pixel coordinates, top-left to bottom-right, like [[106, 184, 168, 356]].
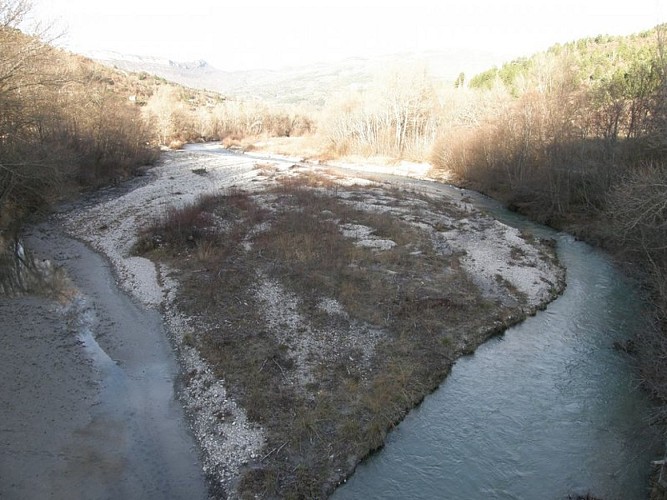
[[135, 172, 547, 498], [250, 135, 329, 161]]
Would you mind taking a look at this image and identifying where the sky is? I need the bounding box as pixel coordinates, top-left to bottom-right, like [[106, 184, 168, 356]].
[[31, 0, 667, 72]]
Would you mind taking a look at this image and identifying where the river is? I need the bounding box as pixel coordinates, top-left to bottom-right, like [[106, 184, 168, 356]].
[[1, 146, 661, 498], [333, 181, 662, 499]]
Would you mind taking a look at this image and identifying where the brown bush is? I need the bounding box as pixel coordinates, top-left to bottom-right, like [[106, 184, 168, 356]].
[[0, 15, 156, 231], [605, 162, 667, 423]]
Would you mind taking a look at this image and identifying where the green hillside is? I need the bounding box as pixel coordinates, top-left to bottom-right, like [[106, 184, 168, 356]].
[[470, 25, 663, 96]]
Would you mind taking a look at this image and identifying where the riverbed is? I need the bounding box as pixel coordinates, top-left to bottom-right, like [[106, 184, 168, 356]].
[[0, 146, 661, 498]]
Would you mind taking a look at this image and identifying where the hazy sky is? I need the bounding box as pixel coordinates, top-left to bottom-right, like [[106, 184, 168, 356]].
[[32, 0, 666, 71]]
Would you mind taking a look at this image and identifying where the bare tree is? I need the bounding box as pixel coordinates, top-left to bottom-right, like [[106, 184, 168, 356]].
[[0, 0, 30, 28], [0, 0, 153, 229], [319, 67, 438, 159], [143, 85, 187, 146], [0, 0, 52, 220]]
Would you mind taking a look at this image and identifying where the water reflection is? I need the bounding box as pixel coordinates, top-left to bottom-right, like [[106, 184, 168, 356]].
[[0, 238, 72, 298]]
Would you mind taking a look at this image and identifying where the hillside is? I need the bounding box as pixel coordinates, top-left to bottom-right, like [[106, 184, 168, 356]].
[[470, 25, 662, 93], [87, 48, 501, 106], [432, 27, 667, 465], [0, 25, 227, 236]]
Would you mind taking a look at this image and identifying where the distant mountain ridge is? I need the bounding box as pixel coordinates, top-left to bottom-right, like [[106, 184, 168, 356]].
[[85, 49, 503, 106]]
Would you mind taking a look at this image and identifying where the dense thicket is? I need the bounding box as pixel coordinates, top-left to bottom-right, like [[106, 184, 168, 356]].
[[0, 5, 161, 232]]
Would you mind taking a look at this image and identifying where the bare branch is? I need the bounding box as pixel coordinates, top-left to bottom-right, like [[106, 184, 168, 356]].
[[0, 0, 31, 29]]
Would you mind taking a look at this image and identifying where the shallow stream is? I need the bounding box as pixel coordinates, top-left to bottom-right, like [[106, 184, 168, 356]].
[[333, 181, 662, 499]]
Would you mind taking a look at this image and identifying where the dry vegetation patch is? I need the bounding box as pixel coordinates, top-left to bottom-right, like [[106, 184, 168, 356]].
[[135, 170, 563, 498]]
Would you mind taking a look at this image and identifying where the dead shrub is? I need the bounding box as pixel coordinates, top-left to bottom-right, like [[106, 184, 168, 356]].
[[222, 134, 245, 149]]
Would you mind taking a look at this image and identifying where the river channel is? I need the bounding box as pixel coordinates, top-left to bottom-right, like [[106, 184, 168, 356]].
[[332, 180, 662, 499], [2, 144, 660, 498]]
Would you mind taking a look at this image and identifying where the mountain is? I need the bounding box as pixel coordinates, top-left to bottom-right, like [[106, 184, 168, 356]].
[[85, 49, 503, 106], [83, 50, 223, 88]]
